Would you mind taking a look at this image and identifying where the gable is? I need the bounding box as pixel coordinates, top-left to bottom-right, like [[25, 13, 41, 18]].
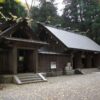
[[0, 20, 38, 40], [0, 20, 12, 31], [39, 23, 100, 52], [0, 20, 48, 49], [38, 24, 67, 52]]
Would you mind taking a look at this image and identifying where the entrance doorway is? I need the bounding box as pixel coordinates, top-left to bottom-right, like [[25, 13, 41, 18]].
[[17, 49, 34, 73]]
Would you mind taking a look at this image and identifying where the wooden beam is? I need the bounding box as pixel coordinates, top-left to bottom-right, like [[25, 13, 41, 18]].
[[0, 21, 11, 31], [0, 22, 22, 37]]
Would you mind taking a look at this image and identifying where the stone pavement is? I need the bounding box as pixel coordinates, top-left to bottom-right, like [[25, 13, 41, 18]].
[[0, 72, 100, 100]]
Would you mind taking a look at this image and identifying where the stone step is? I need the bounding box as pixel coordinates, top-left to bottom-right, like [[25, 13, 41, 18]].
[[18, 73, 37, 77], [18, 75, 39, 79], [13, 73, 47, 84], [19, 77, 42, 81], [21, 80, 45, 84]]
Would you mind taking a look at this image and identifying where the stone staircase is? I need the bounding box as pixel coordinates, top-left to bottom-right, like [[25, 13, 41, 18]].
[[13, 73, 47, 84]]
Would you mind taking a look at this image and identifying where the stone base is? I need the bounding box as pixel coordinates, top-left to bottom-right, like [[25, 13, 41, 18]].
[[0, 75, 13, 83], [46, 71, 63, 77], [65, 70, 75, 75]]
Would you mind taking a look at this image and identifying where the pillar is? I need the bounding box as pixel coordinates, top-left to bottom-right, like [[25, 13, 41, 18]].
[[9, 47, 17, 74], [33, 49, 38, 73], [28, 50, 34, 72], [70, 53, 74, 68]]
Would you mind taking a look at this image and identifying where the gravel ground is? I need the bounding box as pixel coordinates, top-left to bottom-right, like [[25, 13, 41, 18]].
[[0, 72, 100, 100]]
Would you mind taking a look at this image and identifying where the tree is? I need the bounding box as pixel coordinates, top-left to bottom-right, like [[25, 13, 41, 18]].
[[30, 0, 66, 25], [31, 1, 57, 23], [0, 0, 27, 20], [63, 0, 100, 44], [29, 0, 67, 33]]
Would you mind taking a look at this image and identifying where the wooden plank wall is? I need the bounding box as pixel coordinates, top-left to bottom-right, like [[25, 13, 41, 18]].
[[0, 50, 9, 74], [38, 54, 70, 75]]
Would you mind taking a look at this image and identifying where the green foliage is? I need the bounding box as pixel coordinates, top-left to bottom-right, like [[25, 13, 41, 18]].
[[0, 0, 27, 20], [63, 0, 100, 44], [30, 1, 66, 32], [0, 0, 5, 3], [31, 1, 57, 23], [30, 1, 65, 32]]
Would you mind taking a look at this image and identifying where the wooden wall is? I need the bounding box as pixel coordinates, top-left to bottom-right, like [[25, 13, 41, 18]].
[[93, 53, 100, 68], [0, 50, 9, 74], [38, 26, 67, 53], [38, 54, 70, 76], [72, 52, 100, 69]]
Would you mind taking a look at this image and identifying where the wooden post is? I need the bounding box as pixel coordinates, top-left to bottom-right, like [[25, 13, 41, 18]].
[[33, 49, 38, 73], [71, 53, 74, 68], [28, 50, 34, 72], [9, 47, 17, 74]]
